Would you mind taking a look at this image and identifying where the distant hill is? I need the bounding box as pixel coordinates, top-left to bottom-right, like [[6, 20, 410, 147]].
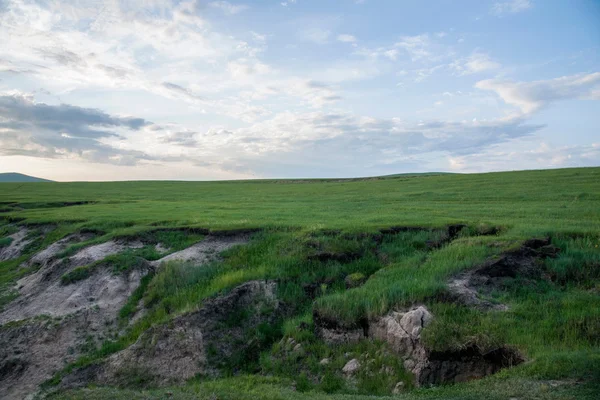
[[0, 173, 53, 182]]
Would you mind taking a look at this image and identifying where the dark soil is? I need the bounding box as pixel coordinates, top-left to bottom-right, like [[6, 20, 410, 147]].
[[419, 345, 525, 386], [447, 237, 560, 310]]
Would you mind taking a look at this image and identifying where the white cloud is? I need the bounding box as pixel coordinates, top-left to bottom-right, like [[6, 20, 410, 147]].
[[0, 90, 546, 177], [491, 0, 533, 15], [414, 64, 446, 82], [463, 53, 501, 74], [451, 52, 501, 75], [337, 34, 357, 43], [383, 49, 398, 61], [208, 1, 249, 15], [447, 141, 600, 173], [0, 0, 348, 124], [195, 111, 544, 176], [0, 1, 595, 179], [394, 34, 431, 61], [476, 72, 600, 114]]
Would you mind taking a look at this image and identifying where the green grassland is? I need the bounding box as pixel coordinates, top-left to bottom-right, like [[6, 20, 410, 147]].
[[1, 167, 598, 232], [1, 167, 599, 399]]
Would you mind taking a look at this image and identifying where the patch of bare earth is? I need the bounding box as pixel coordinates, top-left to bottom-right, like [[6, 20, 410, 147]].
[[315, 305, 524, 387], [0, 239, 144, 324], [0, 234, 248, 400], [447, 238, 559, 311], [60, 280, 282, 389], [0, 228, 31, 262], [314, 239, 558, 386], [149, 234, 249, 267]]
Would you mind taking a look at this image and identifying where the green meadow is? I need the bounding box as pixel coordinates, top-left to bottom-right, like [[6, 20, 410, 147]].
[[1, 167, 599, 399]]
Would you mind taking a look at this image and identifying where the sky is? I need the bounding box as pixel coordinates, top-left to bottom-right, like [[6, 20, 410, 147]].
[[0, 0, 599, 181]]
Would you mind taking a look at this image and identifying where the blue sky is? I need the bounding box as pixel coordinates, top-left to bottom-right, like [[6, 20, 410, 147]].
[[0, 0, 599, 181]]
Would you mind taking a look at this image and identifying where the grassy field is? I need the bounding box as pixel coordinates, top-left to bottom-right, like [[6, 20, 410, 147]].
[[1, 167, 598, 233], [1, 167, 599, 399]]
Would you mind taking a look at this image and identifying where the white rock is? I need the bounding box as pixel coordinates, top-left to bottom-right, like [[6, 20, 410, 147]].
[[342, 358, 360, 375]]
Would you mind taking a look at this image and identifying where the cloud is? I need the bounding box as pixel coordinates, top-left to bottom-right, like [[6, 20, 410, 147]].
[[414, 64, 446, 82], [0, 89, 547, 177], [160, 131, 199, 146], [0, 0, 594, 179], [447, 141, 600, 173], [0, 93, 148, 134], [491, 0, 533, 15], [0, 93, 155, 165], [208, 1, 248, 15], [452, 52, 501, 75], [198, 111, 544, 175], [0, 0, 273, 121], [337, 34, 357, 43], [394, 35, 431, 61], [161, 82, 205, 102], [476, 72, 600, 114]]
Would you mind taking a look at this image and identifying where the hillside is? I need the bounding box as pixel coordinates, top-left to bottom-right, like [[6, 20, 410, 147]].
[[0, 167, 598, 400], [0, 172, 53, 183]]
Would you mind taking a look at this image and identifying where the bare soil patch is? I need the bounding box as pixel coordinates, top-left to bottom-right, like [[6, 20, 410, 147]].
[[149, 234, 249, 267], [0, 228, 31, 262], [0, 233, 250, 399], [60, 280, 284, 389], [447, 238, 560, 310]]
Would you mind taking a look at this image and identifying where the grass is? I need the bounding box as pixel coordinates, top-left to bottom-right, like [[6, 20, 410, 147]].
[[0, 236, 13, 247], [0, 167, 598, 233], [1, 167, 599, 399], [50, 364, 600, 400]]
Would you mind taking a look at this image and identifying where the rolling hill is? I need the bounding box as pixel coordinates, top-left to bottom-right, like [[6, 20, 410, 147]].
[[0, 173, 53, 183]]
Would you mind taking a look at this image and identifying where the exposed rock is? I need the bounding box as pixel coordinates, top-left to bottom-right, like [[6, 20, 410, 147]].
[[61, 280, 284, 388], [0, 228, 31, 262], [342, 359, 360, 375], [369, 306, 523, 387], [317, 305, 524, 387], [319, 358, 330, 365], [369, 306, 433, 366], [447, 238, 560, 310]]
